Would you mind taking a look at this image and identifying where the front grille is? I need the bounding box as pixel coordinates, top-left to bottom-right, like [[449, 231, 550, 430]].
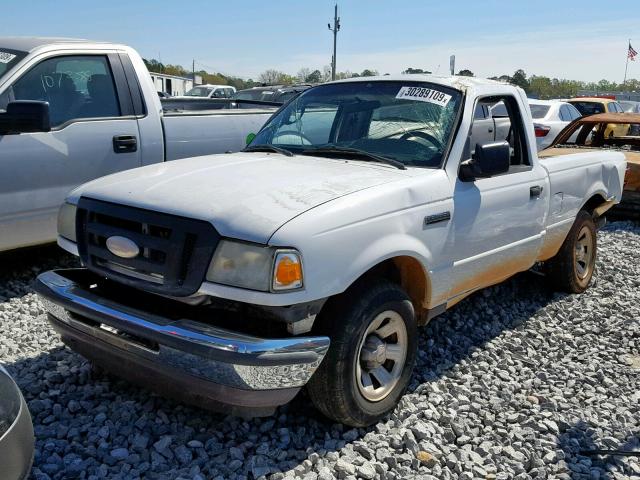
[[76, 197, 219, 296]]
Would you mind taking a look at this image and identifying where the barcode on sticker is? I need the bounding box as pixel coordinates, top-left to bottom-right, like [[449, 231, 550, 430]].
[[396, 86, 452, 107], [0, 52, 16, 64]]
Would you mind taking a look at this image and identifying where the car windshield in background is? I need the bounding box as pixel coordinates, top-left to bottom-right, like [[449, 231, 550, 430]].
[[529, 104, 550, 119], [250, 81, 462, 168], [571, 101, 605, 115], [184, 86, 213, 97], [0, 48, 26, 83]]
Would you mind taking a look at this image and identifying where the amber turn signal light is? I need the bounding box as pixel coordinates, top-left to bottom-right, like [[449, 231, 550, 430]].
[[273, 251, 303, 290]]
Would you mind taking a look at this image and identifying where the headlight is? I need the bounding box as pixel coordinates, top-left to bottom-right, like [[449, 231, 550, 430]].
[[206, 240, 303, 292], [57, 202, 77, 242]]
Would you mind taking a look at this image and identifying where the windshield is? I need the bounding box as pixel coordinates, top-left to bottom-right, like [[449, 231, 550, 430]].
[[529, 104, 550, 119], [0, 48, 26, 83], [250, 81, 462, 168], [184, 86, 213, 97]]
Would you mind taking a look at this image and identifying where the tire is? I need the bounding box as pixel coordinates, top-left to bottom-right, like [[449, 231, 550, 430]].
[[306, 280, 417, 427], [545, 210, 597, 293]]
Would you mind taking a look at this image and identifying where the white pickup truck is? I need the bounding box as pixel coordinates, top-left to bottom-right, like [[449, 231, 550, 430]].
[[35, 76, 626, 427], [0, 37, 273, 252]]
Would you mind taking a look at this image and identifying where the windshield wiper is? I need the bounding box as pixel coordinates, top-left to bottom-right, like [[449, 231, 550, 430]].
[[243, 144, 294, 157], [301, 146, 406, 170]]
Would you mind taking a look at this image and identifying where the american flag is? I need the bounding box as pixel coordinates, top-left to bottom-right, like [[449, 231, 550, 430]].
[[629, 42, 638, 61]]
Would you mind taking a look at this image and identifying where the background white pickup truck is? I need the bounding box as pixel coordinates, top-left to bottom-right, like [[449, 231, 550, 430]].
[[0, 37, 273, 252], [36, 76, 626, 427]]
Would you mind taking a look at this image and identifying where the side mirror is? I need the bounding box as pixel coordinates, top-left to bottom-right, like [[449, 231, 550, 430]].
[[0, 101, 51, 135], [459, 141, 510, 181]]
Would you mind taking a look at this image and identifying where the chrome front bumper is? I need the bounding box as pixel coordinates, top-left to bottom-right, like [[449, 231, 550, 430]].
[[35, 269, 330, 415]]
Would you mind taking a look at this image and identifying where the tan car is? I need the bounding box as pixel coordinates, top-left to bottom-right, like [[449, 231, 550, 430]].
[[567, 98, 630, 137], [541, 112, 640, 217]]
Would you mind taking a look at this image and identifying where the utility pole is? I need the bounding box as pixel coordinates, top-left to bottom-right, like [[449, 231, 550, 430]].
[[328, 4, 340, 81], [192, 59, 196, 86]]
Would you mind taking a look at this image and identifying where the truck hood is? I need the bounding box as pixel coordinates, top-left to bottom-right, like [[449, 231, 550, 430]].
[[69, 152, 408, 243]]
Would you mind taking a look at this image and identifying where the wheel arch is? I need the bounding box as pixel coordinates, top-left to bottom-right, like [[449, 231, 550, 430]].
[[349, 255, 433, 325], [581, 191, 611, 217]]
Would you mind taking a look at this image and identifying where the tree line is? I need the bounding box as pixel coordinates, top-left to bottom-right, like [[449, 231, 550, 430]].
[[144, 59, 639, 98], [143, 58, 257, 90], [143, 58, 382, 89], [458, 68, 639, 99]]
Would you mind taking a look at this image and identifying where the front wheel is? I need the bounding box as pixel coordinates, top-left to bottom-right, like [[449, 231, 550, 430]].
[[307, 280, 417, 427], [545, 210, 597, 293]]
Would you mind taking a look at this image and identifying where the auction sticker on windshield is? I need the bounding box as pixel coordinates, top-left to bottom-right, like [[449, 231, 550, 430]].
[[0, 52, 16, 63], [396, 86, 452, 107]]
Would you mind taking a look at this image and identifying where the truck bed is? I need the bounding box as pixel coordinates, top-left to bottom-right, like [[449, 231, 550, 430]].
[[537, 149, 626, 259], [541, 146, 640, 218], [162, 109, 273, 161]]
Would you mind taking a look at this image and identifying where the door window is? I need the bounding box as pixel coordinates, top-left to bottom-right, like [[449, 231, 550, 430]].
[[559, 105, 571, 122], [474, 103, 489, 119], [469, 96, 530, 171], [10, 55, 121, 127]]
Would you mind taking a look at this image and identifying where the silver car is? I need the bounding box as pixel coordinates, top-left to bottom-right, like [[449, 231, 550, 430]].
[[0, 365, 34, 480], [618, 100, 640, 136], [529, 100, 582, 150]]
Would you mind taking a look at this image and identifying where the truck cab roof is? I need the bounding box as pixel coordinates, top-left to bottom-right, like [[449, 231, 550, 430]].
[[328, 73, 508, 91], [0, 37, 125, 52]]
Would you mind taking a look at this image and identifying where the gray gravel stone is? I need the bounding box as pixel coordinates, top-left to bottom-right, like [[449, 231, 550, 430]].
[[355, 462, 375, 479], [110, 448, 129, 460], [2, 224, 639, 479]]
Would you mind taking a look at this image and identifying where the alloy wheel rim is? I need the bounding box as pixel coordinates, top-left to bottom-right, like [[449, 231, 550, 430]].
[[574, 225, 593, 280], [355, 310, 408, 402]]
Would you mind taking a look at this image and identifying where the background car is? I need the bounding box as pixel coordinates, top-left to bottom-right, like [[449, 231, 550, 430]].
[[233, 85, 279, 101], [567, 97, 629, 137], [528, 100, 582, 150], [619, 100, 640, 114], [619, 100, 640, 135], [234, 84, 312, 106], [182, 84, 236, 98], [0, 365, 34, 480]]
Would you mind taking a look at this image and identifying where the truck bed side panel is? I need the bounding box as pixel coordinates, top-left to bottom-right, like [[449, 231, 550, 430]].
[[163, 111, 272, 160], [536, 151, 625, 261]]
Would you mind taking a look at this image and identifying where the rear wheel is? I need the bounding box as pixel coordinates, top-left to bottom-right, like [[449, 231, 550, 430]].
[[545, 210, 597, 293], [307, 280, 417, 427]]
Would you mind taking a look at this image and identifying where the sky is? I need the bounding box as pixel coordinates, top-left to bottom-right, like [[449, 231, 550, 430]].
[[3, 0, 640, 82]]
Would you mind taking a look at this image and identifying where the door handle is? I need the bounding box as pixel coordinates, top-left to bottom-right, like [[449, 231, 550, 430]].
[[113, 135, 137, 153], [530, 185, 543, 197]]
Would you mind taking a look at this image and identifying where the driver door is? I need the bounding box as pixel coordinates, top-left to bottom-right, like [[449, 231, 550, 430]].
[[0, 53, 141, 251], [448, 95, 548, 303]]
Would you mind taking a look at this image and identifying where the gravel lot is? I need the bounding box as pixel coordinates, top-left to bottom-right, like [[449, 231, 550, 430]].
[[1, 222, 639, 480]]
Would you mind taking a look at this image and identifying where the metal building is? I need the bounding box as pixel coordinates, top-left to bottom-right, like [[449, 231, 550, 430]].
[[149, 73, 196, 97]]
